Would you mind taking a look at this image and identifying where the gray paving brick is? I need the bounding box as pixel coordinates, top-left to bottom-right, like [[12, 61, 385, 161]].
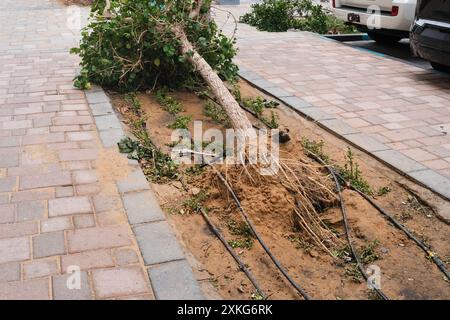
[[319, 119, 359, 136], [0, 176, 17, 193], [148, 260, 203, 300], [252, 78, 278, 90], [280, 96, 311, 110], [89, 102, 114, 116], [0, 203, 15, 224], [408, 170, 450, 200], [24, 258, 59, 279], [33, 231, 66, 258], [122, 191, 165, 225], [238, 70, 262, 81], [0, 237, 30, 264], [299, 107, 335, 121], [0, 136, 20, 148], [133, 221, 185, 265], [0, 278, 49, 300], [99, 128, 124, 148], [0, 262, 21, 282], [52, 271, 92, 300], [344, 133, 389, 152], [85, 90, 109, 104], [0, 153, 19, 167], [0, 194, 9, 204], [17, 200, 45, 221], [262, 86, 294, 98], [117, 170, 150, 194], [373, 149, 426, 173], [94, 114, 122, 131]]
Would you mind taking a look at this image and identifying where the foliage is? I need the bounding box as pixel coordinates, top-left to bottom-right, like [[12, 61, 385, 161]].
[[243, 96, 278, 116], [359, 240, 380, 264], [118, 135, 178, 182], [301, 138, 330, 164], [183, 190, 209, 214], [228, 238, 254, 250], [71, 0, 239, 91], [155, 88, 184, 115], [344, 263, 362, 283], [338, 147, 372, 195], [240, 0, 356, 34], [124, 93, 142, 114], [167, 115, 192, 129], [261, 111, 279, 129], [204, 100, 231, 127], [226, 219, 253, 238], [226, 219, 254, 249], [377, 186, 391, 196]]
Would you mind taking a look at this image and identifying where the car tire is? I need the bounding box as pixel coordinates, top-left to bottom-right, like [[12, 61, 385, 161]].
[[367, 32, 402, 44], [430, 62, 450, 73]]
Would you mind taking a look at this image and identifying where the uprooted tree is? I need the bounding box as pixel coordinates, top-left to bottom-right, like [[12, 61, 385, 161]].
[[72, 0, 343, 257], [72, 0, 252, 132]]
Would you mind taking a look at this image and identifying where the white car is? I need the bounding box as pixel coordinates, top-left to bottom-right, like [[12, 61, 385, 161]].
[[331, 0, 417, 43]]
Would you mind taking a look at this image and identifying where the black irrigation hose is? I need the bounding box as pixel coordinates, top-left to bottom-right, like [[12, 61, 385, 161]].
[[214, 170, 311, 300], [199, 207, 268, 299], [353, 187, 450, 281], [324, 160, 390, 300], [306, 149, 450, 286]]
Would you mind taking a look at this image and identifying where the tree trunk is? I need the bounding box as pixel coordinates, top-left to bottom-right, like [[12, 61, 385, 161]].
[[172, 26, 253, 133]]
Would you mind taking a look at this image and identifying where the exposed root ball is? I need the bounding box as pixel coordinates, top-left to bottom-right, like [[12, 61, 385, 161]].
[[196, 160, 342, 256]]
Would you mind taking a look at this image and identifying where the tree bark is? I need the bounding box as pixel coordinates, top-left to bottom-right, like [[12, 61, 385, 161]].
[[172, 26, 253, 133]]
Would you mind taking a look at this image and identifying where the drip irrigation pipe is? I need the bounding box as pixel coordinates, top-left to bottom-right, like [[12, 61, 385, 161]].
[[199, 207, 267, 299], [305, 149, 450, 285], [354, 187, 450, 281], [214, 170, 311, 300], [322, 158, 390, 300]]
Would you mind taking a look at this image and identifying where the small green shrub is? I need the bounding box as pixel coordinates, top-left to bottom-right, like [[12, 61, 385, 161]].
[[243, 96, 278, 115], [301, 137, 330, 164], [167, 115, 192, 129], [183, 190, 209, 214], [228, 238, 254, 250], [338, 147, 372, 195], [156, 88, 183, 115], [240, 0, 357, 34]]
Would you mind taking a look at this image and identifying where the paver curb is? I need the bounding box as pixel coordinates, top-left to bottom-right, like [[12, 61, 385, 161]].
[[238, 68, 450, 202], [84, 87, 204, 300]]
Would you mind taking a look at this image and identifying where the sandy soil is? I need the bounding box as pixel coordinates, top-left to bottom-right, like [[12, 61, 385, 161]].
[[109, 80, 450, 300]]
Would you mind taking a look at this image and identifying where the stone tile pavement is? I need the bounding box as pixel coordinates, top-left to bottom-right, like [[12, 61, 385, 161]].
[[0, 0, 202, 299], [214, 5, 450, 201]]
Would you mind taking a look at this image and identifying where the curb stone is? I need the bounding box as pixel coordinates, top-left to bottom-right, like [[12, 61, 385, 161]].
[[84, 86, 205, 300]]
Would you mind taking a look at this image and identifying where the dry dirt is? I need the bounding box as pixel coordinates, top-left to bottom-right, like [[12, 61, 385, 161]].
[[109, 80, 450, 300]]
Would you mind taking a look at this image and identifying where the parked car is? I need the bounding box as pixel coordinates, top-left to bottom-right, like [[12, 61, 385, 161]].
[[410, 0, 450, 71], [331, 0, 417, 43]]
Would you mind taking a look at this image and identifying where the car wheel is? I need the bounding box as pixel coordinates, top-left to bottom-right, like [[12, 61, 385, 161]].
[[430, 62, 450, 73], [367, 32, 402, 44]]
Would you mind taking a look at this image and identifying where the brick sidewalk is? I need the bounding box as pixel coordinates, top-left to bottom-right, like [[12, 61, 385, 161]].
[[0, 0, 202, 299], [214, 5, 450, 201]]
